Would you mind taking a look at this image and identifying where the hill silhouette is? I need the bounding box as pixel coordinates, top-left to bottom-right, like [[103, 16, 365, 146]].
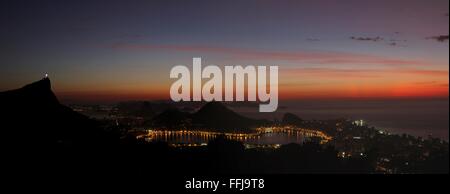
[[152, 108, 191, 129], [0, 78, 115, 146], [152, 101, 269, 130], [1, 79, 446, 177], [282, 112, 304, 126], [192, 101, 267, 129]]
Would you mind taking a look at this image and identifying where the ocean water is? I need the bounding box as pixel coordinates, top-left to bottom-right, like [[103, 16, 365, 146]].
[[231, 98, 449, 140]]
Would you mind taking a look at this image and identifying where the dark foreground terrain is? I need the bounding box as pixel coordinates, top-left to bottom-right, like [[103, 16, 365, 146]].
[[0, 78, 447, 175]]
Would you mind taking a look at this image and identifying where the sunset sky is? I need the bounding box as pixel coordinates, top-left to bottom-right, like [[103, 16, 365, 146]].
[[1, 0, 448, 103]]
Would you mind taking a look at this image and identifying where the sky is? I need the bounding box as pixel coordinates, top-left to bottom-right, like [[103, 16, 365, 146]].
[[0, 0, 448, 103]]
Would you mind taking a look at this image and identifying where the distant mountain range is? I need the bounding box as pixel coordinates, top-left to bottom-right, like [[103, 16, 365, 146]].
[[0, 78, 298, 145], [0, 78, 115, 146], [152, 101, 270, 131], [192, 101, 269, 129]]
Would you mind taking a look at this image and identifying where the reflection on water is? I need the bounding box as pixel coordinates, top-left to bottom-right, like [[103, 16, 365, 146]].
[[231, 99, 449, 140], [136, 126, 332, 147]]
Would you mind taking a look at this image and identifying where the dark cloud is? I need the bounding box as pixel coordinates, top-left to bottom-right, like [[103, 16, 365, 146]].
[[388, 42, 397, 47], [351, 36, 408, 47], [350, 36, 383, 42], [389, 39, 407, 42], [427, 35, 449, 42], [387, 39, 407, 47]]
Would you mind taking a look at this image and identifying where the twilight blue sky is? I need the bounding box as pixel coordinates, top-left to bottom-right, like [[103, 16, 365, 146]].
[[0, 0, 448, 102]]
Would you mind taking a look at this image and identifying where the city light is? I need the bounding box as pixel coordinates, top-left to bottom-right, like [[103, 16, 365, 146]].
[[137, 125, 333, 147]]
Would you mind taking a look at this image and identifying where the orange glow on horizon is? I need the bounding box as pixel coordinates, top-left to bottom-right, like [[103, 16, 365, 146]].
[[55, 82, 449, 103], [52, 66, 449, 103]]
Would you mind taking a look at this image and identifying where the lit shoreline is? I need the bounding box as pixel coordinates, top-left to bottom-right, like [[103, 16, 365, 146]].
[[135, 125, 333, 147]]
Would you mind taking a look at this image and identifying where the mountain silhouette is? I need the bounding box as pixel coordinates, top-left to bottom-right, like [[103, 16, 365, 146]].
[[0, 78, 115, 146], [151, 101, 268, 130], [282, 112, 304, 126], [152, 108, 191, 129], [192, 101, 257, 129]]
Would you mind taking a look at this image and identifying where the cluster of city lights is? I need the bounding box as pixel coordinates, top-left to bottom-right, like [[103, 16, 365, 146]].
[[136, 125, 333, 147]]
